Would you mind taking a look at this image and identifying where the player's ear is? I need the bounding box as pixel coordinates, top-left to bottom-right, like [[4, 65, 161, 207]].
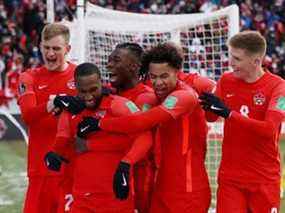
[[39, 42, 44, 52], [66, 44, 71, 55], [130, 62, 139, 73], [254, 58, 261, 66]]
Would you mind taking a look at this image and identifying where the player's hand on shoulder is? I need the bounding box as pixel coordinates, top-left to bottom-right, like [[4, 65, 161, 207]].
[[199, 92, 231, 118], [77, 116, 100, 138], [53, 95, 86, 115], [44, 151, 69, 172], [113, 161, 131, 200]]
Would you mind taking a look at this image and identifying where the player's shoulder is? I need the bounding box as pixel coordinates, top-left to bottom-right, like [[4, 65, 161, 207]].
[[134, 83, 154, 94], [134, 83, 157, 105], [177, 80, 197, 94], [65, 62, 77, 75], [108, 94, 140, 116], [178, 71, 196, 84], [167, 81, 198, 103], [217, 71, 238, 88], [21, 66, 48, 81], [220, 71, 235, 81], [161, 82, 198, 113], [68, 62, 77, 70], [19, 68, 37, 83], [267, 72, 285, 92], [265, 71, 284, 84], [191, 73, 216, 94]]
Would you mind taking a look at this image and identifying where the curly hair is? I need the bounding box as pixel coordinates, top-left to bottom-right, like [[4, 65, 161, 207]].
[[141, 42, 183, 79]]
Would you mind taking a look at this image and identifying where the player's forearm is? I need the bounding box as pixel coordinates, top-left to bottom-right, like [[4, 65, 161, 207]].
[[122, 131, 153, 165], [100, 107, 172, 134], [18, 94, 49, 124], [228, 111, 283, 139], [52, 136, 74, 159]]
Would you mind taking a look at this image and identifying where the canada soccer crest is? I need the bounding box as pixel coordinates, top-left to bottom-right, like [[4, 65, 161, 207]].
[[253, 92, 266, 105], [67, 79, 75, 90]]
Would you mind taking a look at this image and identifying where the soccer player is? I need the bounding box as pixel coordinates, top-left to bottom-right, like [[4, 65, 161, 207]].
[[200, 31, 285, 213], [18, 23, 82, 213], [107, 42, 157, 213], [143, 42, 216, 212], [81, 43, 200, 212], [45, 62, 152, 213], [177, 67, 216, 212]]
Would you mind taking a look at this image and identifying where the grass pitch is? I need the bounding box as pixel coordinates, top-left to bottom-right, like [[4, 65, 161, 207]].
[[0, 140, 284, 212]]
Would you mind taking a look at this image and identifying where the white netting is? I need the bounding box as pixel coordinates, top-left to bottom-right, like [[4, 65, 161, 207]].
[[66, 3, 239, 210]]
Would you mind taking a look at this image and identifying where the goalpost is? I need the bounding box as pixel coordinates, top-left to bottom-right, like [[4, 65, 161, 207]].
[[64, 2, 239, 210]]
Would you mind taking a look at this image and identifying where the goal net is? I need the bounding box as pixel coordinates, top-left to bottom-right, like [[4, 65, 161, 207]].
[[65, 3, 239, 210]]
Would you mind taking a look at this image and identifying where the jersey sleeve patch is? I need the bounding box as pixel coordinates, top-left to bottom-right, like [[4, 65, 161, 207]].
[[162, 95, 178, 110], [125, 101, 140, 113], [142, 103, 151, 112], [276, 97, 285, 111]]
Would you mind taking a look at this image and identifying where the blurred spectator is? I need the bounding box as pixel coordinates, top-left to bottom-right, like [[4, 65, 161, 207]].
[[90, 0, 285, 79], [0, 0, 284, 105]]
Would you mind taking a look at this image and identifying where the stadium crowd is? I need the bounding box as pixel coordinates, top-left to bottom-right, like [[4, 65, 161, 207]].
[[0, 0, 285, 100]]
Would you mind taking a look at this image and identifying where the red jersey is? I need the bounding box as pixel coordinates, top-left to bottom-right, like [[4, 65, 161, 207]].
[[55, 94, 140, 195], [119, 82, 158, 111], [119, 82, 157, 163], [99, 81, 199, 193], [215, 71, 285, 183], [178, 72, 216, 191], [177, 71, 216, 95], [17, 63, 76, 177]]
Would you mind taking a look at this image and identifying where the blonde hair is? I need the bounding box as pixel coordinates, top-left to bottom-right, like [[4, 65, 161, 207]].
[[228, 31, 266, 57], [41, 23, 70, 43]]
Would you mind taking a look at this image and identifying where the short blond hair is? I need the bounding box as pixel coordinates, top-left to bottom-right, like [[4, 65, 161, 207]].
[[41, 23, 70, 43], [228, 31, 266, 57]]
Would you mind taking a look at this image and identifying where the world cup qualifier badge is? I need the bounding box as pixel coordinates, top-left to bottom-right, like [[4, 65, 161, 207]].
[[253, 92, 266, 106], [276, 97, 285, 111], [67, 79, 75, 90]]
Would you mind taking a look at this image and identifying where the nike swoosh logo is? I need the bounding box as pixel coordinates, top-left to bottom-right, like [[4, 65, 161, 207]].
[[122, 173, 127, 186], [80, 125, 90, 133], [61, 100, 69, 107], [38, 85, 48, 89], [210, 105, 223, 111]]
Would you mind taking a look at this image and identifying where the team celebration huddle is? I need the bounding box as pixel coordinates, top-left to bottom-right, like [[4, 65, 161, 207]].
[[17, 22, 285, 213]]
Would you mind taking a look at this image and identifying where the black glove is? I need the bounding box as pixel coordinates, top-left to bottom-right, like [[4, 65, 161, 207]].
[[54, 95, 86, 115], [199, 92, 231, 118], [77, 116, 100, 138], [44, 151, 69, 172], [113, 161, 131, 200]]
